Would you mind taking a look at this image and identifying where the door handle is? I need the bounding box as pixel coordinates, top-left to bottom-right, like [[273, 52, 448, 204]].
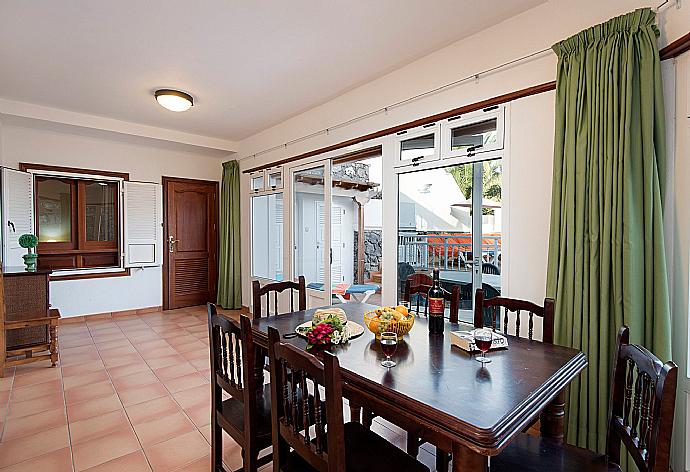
[[168, 235, 179, 253]]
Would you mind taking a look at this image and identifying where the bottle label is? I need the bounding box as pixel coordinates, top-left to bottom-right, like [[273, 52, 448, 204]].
[[429, 297, 444, 315]]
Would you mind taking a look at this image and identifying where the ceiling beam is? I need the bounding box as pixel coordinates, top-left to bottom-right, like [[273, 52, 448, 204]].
[[0, 98, 237, 152]]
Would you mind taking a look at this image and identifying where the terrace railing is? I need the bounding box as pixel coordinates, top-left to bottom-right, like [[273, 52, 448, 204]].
[[398, 231, 501, 271]]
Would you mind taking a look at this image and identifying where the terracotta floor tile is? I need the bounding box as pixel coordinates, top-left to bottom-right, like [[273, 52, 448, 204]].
[[111, 370, 159, 391], [221, 431, 243, 471], [198, 423, 211, 444], [152, 363, 197, 381], [62, 369, 110, 390], [64, 380, 115, 405], [0, 376, 14, 392], [143, 430, 209, 472], [2, 406, 67, 442], [172, 454, 210, 472], [125, 395, 180, 425], [138, 346, 177, 359], [0, 446, 72, 472], [118, 382, 168, 407], [0, 425, 70, 468], [98, 345, 138, 357], [171, 384, 209, 409], [144, 355, 186, 370], [7, 393, 65, 419], [133, 410, 196, 446], [69, 408, 131, 445], [72, 427, 141, 471], [82, 450, 151, 472], [187, 357, 210, 371], [94, 339, 131, 351], [102, 353, 145, 368], [162, 373, 208, 393], [66, 394, 123, 422], [10, 379, 63, 403], [106, 361, 151, 379], [61, 360, 106, 377], [183, 403, 210, 428], [12, 368, 61, 389]]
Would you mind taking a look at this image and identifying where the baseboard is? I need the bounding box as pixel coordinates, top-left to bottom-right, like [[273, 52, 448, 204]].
[[58, 305, 162, 324]]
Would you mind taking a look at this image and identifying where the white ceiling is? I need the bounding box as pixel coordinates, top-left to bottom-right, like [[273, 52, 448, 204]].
[[0, 0, 543, 143]]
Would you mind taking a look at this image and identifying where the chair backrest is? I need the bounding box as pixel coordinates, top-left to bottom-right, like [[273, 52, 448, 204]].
[[403, 274, 461, 322], [606, 326, 677, 472], [397, 262, 416, 295], [473, 289, 554, 343], [482, 262, 500, 275], [207, 304, 258, 439], [252, 276, 306, 318], [268, 327, 346, 472]]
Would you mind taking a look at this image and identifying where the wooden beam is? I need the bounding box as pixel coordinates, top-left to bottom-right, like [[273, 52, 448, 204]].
[[659, 31, 690, 61]]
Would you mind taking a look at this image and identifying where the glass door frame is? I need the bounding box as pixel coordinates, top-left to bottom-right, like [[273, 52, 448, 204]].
[[394, 149, 504, 319], [287, 159, 333, 307]]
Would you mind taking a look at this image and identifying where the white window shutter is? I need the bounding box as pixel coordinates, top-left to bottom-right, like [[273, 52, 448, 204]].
[[2, 168, 34, 267], [123, 181, 162, 267]]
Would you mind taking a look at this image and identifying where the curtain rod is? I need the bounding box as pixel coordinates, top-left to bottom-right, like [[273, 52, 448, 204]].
[[244, 0, 676, 163]]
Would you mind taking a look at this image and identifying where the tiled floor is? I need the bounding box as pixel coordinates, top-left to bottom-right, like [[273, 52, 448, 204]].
[[0, 305, 438, 472]]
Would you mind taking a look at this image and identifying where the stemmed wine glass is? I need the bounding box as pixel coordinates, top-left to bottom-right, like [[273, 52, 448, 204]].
[[380, 331, 398, 368], [474, 328, 493, 365]]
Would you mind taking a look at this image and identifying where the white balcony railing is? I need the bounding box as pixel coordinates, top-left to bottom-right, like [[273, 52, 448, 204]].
[[398, 231, 501, 272]]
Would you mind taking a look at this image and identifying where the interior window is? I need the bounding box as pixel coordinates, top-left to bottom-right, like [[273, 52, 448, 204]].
[[450, 118, 498, 152]]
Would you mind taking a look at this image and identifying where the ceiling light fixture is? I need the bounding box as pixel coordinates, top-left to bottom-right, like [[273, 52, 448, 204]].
[[154, 89, 194, 112]]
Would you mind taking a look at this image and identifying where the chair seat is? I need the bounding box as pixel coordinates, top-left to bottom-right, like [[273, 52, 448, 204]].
[[218, 383, 273, 447], [283, 421, 430, 472], [490, 434, 621, 472]]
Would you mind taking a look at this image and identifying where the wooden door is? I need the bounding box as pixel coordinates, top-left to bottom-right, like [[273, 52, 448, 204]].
[[163, 178, 218, 310]]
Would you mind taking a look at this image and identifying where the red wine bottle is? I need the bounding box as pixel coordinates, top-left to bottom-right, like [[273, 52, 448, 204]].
[[428, 268, 445, 334]]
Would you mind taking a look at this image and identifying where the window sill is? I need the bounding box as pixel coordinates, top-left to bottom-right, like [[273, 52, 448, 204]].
[[49, 268, 131, 281]]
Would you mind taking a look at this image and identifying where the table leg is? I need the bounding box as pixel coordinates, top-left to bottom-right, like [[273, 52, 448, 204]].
[[452, 442, 487, 472], [349, 402, 362, 424], [540, 389, 566, 443]]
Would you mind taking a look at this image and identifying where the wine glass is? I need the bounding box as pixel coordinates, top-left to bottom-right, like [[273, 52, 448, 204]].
[[380, 331, 398, 368], [474, 328, 493, 365]]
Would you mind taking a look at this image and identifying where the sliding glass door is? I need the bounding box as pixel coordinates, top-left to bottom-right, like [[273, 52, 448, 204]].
[[397, 158, 502, 322]]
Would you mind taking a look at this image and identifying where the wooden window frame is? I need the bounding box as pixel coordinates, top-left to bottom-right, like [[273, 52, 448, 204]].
[[20, 163, 131, 280]]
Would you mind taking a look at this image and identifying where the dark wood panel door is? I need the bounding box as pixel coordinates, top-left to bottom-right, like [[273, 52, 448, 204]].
[[163, 178, 218, 310]]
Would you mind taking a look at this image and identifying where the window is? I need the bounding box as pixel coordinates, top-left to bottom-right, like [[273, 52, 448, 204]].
[[35, 176, 120, 270], [251, 193, 284, 280]]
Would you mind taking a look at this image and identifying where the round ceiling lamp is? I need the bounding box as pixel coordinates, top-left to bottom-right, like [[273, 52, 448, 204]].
[[154, 89, 194, 112]]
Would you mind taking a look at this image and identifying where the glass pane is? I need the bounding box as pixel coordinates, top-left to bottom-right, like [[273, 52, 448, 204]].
[[251, 193, 284, 280], [450, 118, 498, 152], [85, 181, 117, 242], [267, 170, 282, 188], [251, 174, 264, 191], [397, 159, 503, 322], [37, 178, 72, 243], [293, 166, 325, 289], [331, 153, 382, 305], [400, 132, 435, 161]]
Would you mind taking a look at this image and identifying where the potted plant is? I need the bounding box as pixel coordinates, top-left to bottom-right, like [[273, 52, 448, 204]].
[[18, 233, 39, 271]]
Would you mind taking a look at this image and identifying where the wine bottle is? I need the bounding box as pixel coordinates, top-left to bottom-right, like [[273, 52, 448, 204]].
[[428, 268, 445, 334]]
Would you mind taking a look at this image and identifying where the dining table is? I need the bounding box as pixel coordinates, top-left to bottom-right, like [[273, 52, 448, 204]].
[[247, 302, 587, 471]]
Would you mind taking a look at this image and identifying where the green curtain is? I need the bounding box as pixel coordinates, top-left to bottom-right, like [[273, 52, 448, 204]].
[[546, 7, 671, 455], [217, 160, 242, 309]]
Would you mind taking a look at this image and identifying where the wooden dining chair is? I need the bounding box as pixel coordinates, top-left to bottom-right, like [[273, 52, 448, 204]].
[[491, 325, 678, 472], [403, 274, 462, 322], [207, 304, 272, 472], [267, 326, 430, 472], [474, 288, 555, 343], [252, 276, 306, 318]]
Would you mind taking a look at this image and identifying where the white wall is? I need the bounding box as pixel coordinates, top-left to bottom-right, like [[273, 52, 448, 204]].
[[0, 116, 228, 317]]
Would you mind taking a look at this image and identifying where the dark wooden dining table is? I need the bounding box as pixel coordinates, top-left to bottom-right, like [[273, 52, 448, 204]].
[[248, 302, 587, 472]]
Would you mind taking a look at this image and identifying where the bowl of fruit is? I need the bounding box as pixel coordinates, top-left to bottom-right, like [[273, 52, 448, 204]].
[[363, 305, 415, 340]]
